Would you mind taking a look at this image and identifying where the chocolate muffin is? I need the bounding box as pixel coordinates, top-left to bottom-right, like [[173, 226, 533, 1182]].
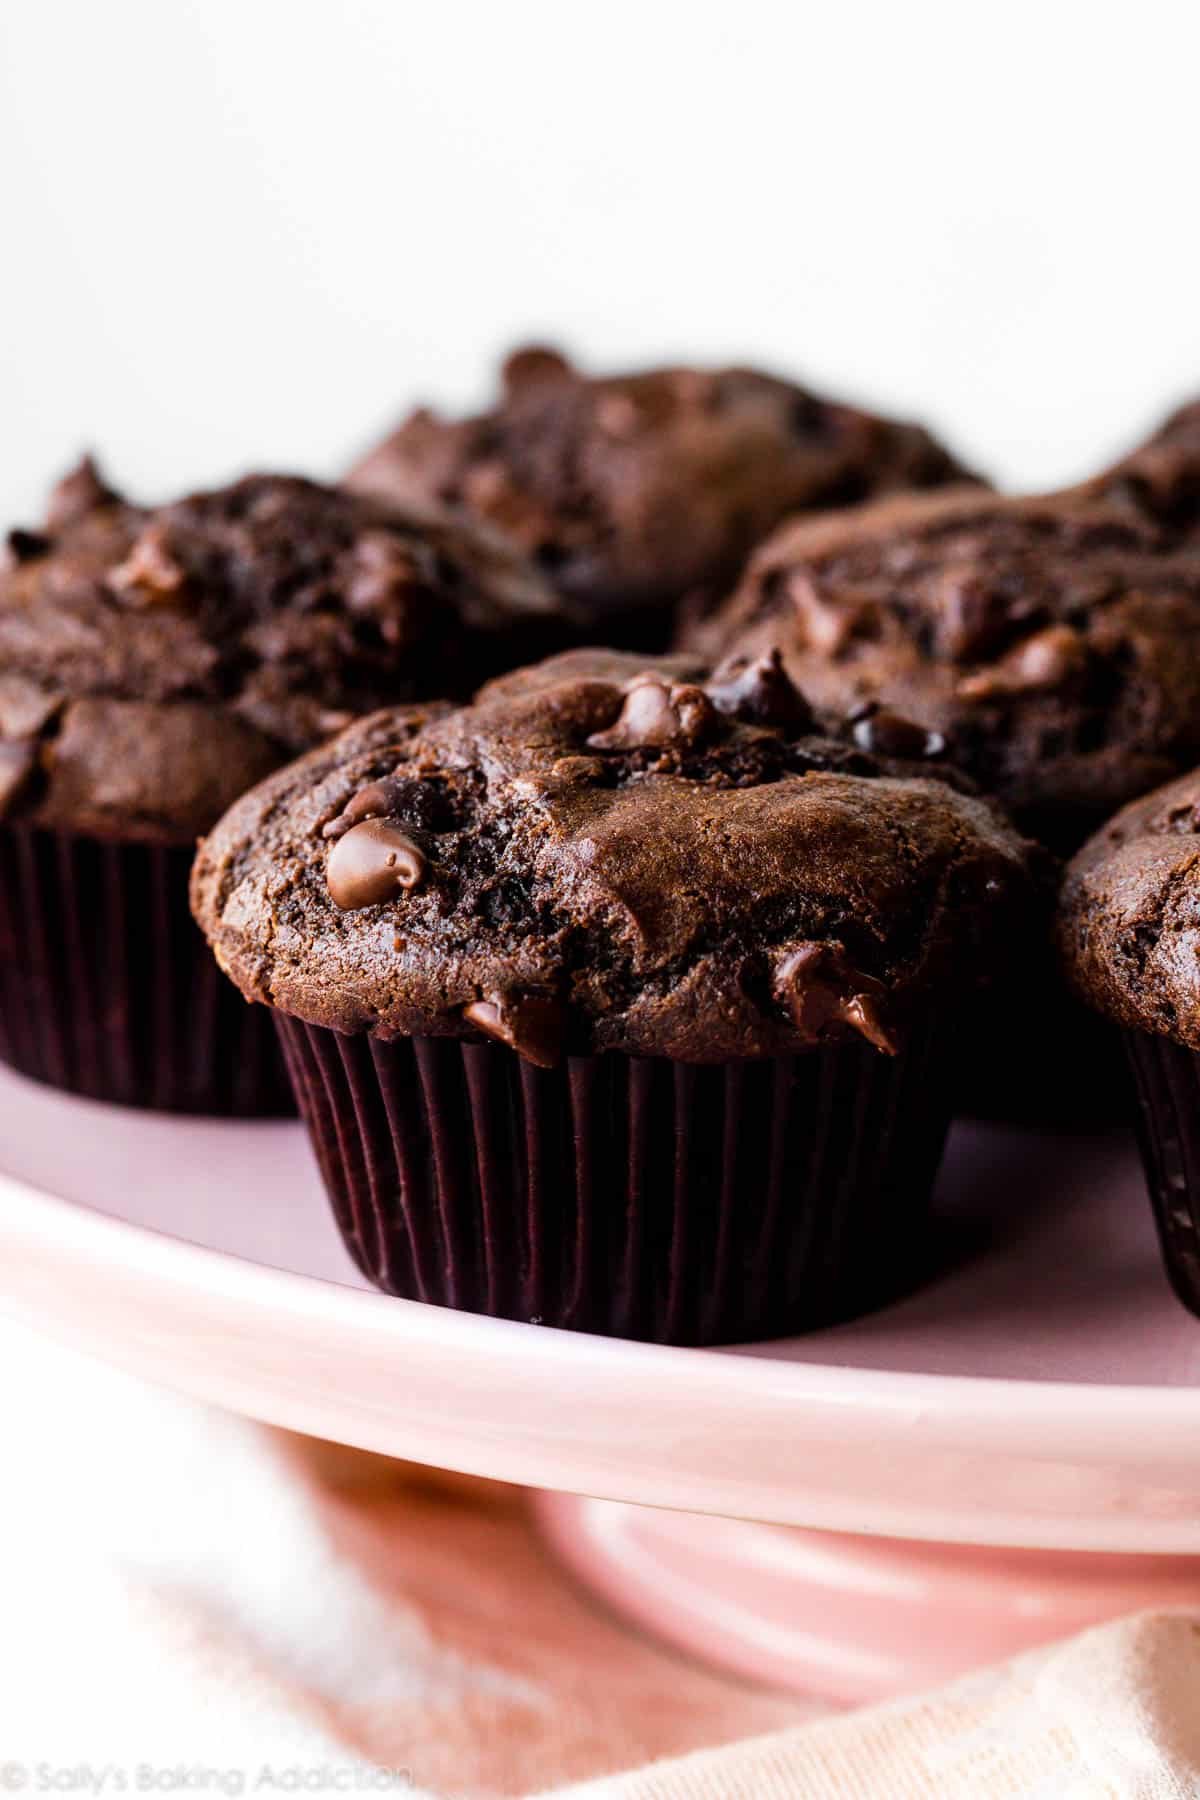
[[688, 483, 1200, 856], [346, 346, 981, 649], [1060, 772, 1200, 1316], [0, 459, 568, 1112], [1085, 395, 1200, 539], [192, 647, 1038, 1343]]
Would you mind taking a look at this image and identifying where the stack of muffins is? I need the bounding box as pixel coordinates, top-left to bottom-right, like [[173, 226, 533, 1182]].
[[6, 349, 1200, 1344]]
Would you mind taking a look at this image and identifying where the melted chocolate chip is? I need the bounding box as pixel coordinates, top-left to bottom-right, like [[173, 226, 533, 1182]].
[[595, 392, 641, 439], [323, 775, 416, 840], [850, 704, 946, 760], [108, 525, 187, 606], [463, 992, 564, 1068], [956, 624, 1089, 701], [315, 707, 356, 737], [786, 573, 883, 655], [933, 566, 1020, 662], [705, 649, 814, 731], [772, 941, 896, 1054], [587, 676, 717, 751], [346, 532, 420, 615], [0, 740, 38, 818], [326, 817, 427, 910], [5, 528, 50, 566], [501, 345, 572, 391]]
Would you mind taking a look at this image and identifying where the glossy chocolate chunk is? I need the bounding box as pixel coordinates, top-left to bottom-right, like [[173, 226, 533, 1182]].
[[705, 649, 814, 731], [108, 524, 188, 606], [463, 992, 564, 1068], [772, 941, 897, 1054], [587, 676, 716, 751], [850, 705, 946, 760], [322, 775, 416, 840], [4, 529, 50, 567], [326, 817, 427, 910]]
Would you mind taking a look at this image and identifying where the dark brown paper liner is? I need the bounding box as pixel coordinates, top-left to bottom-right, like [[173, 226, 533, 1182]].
[[1125, 1031, 1200, 1316], [0, 824, 292, 1115], [276, 1016, 950, 1344]]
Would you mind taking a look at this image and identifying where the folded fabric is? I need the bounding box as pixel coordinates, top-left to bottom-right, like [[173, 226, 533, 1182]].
[[548, 1610, 1200, 1798]]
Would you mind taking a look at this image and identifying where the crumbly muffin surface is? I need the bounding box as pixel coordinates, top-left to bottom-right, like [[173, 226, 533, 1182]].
[[0, 463, 568, 841], [192, 648, 1039, 1064], [689, 484, 1200, 851], [347, 347, 980, 642]]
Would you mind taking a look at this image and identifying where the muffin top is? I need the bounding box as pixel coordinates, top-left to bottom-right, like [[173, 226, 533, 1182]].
[[192, 648, 1039, 1066], [1085, 394, 1200, 538], [688, 482, 1200, 853], [346, 346, 980, 644], [1060, 769, 1200, 1048], [0, 461, 569, 843]]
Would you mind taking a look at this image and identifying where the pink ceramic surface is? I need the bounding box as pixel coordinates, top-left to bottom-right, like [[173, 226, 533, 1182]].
[[3, 1062, 1200, 1551], [537, 1497, 1200, 1703]]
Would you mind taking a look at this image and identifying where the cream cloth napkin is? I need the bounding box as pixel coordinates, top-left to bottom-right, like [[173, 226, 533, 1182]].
[[2, 1314, 1199, 1799]]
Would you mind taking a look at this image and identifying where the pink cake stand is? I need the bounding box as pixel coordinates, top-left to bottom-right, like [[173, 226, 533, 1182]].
[[3, 1062, 1200, 1703]]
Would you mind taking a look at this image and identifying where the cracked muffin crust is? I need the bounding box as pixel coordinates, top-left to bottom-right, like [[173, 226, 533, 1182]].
[[687, 483, 1200, 852], [1059, 771, 1200, 1047], [0, 459, 571, 843], [191, 648, 1039, 1065], [346, 347, 981, 646]]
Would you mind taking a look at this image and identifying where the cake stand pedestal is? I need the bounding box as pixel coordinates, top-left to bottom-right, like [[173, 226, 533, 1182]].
[[2, 1065, 1200, 1703], [536, 1500, 1200, 1702]]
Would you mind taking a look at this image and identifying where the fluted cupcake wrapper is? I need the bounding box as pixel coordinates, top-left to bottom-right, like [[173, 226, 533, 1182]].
[[276, 1015, 951, 1344], [1125, 1030, 1200, 1317], [0, 824, 292, 1115]]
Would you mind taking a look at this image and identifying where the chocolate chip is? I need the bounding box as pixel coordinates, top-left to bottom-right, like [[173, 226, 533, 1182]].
[[786, 572, 882, 655], [5, 528, 50, 566], [326, 818, 427, 910], [0, 741, 38, 818], [315, 707, 356, 738], [501, 346, 572, 391], [594, 392, 641, 439], [463, 992, 564, 1068], [933, 566, 1016, 661], [772, 941, 896, 1054], [850, 705, 946, 760], [587, 676, 717, 751], [322, 775, 418, 840], [108, 525, 187, 606], [956, 624, 1089, 701], [347, 532, 420, 615], [706, 649, 814, 731], [45, 456, 119, 533]]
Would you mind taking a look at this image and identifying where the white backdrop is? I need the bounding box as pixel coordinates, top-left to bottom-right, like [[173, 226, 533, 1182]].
[[1, 0, 1198, 523]]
